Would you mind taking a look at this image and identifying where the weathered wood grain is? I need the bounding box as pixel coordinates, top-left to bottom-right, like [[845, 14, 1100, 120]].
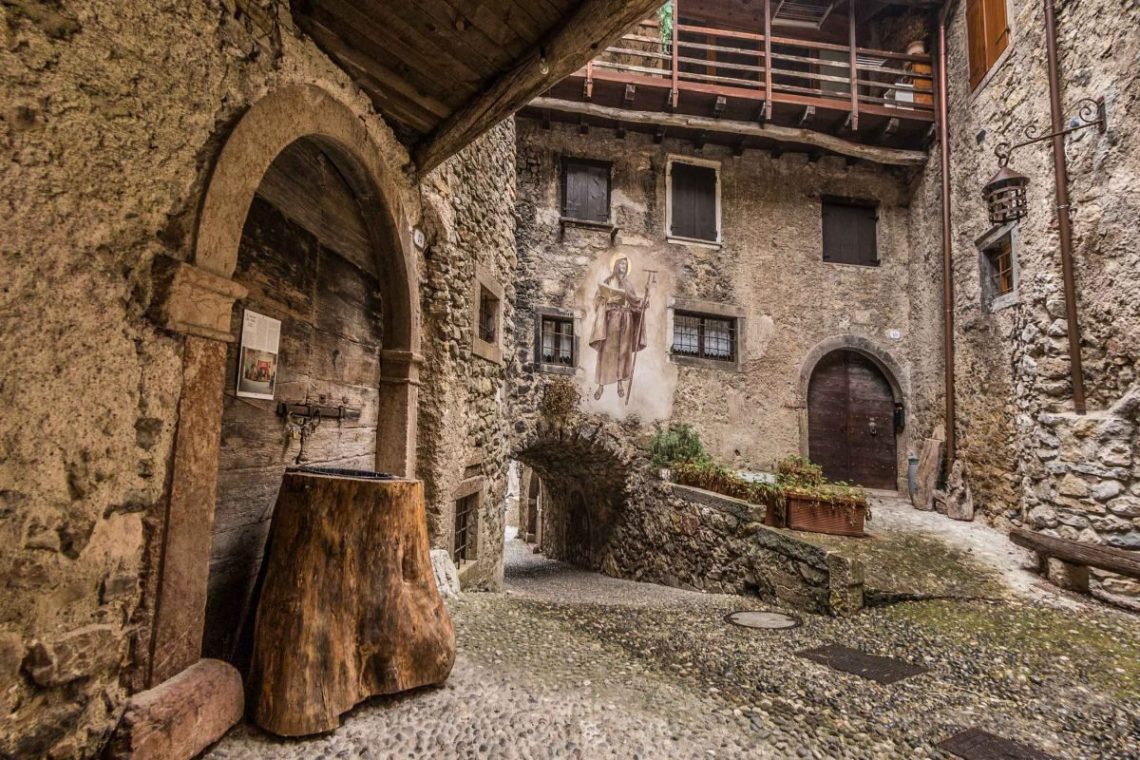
[[1011, 528, 1140, 578], [248, 475, 455, 737]]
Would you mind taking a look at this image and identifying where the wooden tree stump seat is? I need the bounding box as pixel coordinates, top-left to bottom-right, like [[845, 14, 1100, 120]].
[[247, 471, 455, 737]]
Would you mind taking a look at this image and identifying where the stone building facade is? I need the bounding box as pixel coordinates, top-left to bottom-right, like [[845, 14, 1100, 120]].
[[935, 0, 1140, 608], [511, 118, 945, 491], [0, 2, 515, 756]]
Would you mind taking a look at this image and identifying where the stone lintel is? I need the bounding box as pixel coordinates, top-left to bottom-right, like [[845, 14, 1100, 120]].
[[149, 255, 247, 342], [108, 658, 243, 760]]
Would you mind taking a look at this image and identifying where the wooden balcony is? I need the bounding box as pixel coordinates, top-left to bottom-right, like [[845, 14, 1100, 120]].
[[523, 6, 936, 164]]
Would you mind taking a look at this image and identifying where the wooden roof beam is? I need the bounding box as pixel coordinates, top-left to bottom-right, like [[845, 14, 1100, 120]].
[[529, 97, 929, 166], [414, 0, 665, 173]]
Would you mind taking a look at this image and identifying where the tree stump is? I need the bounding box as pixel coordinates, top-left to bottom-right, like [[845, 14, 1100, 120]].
[[247, 472, 455, 737]]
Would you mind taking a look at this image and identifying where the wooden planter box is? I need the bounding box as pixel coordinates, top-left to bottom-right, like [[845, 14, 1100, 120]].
[[785, 493, 868, 537]]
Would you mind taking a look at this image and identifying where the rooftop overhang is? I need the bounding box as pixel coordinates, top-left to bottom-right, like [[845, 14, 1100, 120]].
[[291, 0, 667, 173]]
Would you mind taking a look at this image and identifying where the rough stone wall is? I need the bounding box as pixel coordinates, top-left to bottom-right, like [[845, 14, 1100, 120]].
[[513, 118, 945, 487], [514, 415, 863, 616], [937, 0, 1140, 598], [417, 119, 517, 592], [0, 2, 515, 755]]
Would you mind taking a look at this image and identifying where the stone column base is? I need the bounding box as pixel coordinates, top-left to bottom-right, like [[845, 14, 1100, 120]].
[[107, 659, 243, 760]]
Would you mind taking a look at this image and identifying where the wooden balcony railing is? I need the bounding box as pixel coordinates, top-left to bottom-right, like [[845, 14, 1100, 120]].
[[579, 2, 934, 128]]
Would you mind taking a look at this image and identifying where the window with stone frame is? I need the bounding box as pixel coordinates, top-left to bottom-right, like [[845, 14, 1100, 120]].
[[822, 197, 879, 266], [539, 315, 576, 367], [667, 157, 720, 243], [453, 492, 478, 566], [979, 226, 1018, 310], [561, 157, 611, 223], [478, 286, 499, 343], [672, 311, 737, 362]]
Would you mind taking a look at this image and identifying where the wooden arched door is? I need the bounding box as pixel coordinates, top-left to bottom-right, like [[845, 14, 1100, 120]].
[[808, 350, 897, 489]]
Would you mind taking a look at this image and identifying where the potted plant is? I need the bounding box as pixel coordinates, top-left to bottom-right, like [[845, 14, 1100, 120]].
[[772, 456, 871, 537]]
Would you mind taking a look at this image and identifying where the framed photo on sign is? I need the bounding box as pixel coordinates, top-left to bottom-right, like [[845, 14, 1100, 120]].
[[236, 309, 281, 400]]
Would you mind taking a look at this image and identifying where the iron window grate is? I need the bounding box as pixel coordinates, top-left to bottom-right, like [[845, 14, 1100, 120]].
[[540, 316, 575, 366], [672, 311, 736, 362], [453, 493, 478, 566]]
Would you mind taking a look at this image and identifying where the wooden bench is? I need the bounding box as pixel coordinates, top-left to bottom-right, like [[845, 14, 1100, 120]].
[[1010, 527, 1140, 579]]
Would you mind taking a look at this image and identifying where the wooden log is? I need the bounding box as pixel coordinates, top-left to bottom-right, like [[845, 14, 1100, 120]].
[[911, 437, 943, 511], [108, 659, 243, 760], [1010, 527, 1140, 579], [528, 97, 929, 166], [247, 473, 454, 737]]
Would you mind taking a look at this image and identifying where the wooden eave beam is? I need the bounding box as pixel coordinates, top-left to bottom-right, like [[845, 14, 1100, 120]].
[[414, 0, 664, 173], [529, 97, 929, 166]]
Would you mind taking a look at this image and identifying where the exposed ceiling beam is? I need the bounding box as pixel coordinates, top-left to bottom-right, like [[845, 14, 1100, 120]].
[[414, 0, 664, 173], [529, 97, 929, 166]]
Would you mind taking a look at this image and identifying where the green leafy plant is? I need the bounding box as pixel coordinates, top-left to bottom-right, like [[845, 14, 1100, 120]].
[[541, 377, 579, 422], [658, 2, 673, 54], [672, 460, 784, 514], [775, 455, 823, 488], [646, 422, 709, 468]]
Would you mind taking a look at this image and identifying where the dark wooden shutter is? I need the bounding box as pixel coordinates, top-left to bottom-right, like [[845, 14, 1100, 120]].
[[966, 0, 989, 87], [671, 162, 718, 241], [562, 159, 610, 223], [822, 199, 878, 266]]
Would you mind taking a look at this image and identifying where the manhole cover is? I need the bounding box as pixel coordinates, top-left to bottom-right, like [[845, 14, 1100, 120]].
[[796, 644, 926, 683], [939, 728, 1053, 760], [725, 610, 802, 630]]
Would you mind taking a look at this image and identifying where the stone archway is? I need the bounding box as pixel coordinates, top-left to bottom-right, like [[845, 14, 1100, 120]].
[[512, 420, 639, 570], [146, 84, 421, 687], [797, 336, 908, 490]]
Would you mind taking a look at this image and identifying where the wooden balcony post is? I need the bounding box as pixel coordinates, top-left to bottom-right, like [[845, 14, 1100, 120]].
[[848, 0, 859, 130], [585, 60, 594, 100], [671, 0, 679, 109], [763, 0, 772, 119]]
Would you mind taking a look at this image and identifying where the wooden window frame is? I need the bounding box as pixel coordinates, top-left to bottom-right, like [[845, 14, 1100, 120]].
[[560, 156, 612, 225], [668, 298, 745, 371], [471, 265, 504, 364], [977, 223, 1020, 312], [966, 0, 1012, 91], [821, 196, 880, 267], [532, 306, 579, 375], [665, 155, 722, 246]]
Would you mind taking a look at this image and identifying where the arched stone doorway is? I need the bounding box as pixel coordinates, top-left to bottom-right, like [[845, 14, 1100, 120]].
[[806, 348, 900, 489], [145, 84, 421, 687]]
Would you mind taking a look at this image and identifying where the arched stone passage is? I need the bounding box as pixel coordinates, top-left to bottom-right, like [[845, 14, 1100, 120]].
[[797, 336, 909, 490], [147, 84, 422, 686], [512, 421, 639, 570]]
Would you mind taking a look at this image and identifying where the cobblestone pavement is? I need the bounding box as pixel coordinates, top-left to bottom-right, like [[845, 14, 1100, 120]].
[[209, 533, 1140, 759]]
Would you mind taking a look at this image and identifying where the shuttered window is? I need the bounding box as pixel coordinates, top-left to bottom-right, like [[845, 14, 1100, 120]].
[[822, 198, 879, 266], [966, 0, 1009, 89], [561, 157, 611, 223], [669, 160, 719, 242]]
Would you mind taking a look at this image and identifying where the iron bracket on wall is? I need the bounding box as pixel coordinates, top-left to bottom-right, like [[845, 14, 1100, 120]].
[[276, 398, 362, 422], [994, 97, 1107, 166]]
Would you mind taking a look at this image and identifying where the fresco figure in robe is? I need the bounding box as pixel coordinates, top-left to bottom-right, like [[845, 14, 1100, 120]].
[[589, 256, 649, 400]]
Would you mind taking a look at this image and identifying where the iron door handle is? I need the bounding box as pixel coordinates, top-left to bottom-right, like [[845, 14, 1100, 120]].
[[868, 420, 878, 437]]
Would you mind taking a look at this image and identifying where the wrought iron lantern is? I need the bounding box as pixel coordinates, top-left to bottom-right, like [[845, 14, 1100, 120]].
[[984, 97, 1107, 225], [983, 164, 1029, 224]]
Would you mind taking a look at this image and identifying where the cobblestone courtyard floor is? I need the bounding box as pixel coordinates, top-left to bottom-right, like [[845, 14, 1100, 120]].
[[209, 502, 1140, 759]]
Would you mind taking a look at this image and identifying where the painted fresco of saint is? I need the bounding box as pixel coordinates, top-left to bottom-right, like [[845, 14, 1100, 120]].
[[589, 256, 650, 401]]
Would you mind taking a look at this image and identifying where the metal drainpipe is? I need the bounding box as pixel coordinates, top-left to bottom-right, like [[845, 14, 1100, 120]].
[[1043, 0, 1087, 413], [937, 12, 956, 465]]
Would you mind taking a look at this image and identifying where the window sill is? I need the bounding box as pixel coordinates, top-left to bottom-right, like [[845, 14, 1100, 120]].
[[988, 290, 1019, 313], [667, 236, 722, 250], [534, 362, 577, 376], [968, 41, 1016, 102], [670, 353, 741, 372], [560, 217, 618, 242], [472, 338, 503, 365], [821, 259, 881, 269]]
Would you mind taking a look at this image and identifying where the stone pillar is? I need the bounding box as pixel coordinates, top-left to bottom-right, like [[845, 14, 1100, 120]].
[[378, 349, 423, 478], [145, 258, 246, 686]]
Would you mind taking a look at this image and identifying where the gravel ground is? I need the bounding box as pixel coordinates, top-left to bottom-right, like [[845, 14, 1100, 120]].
[[208, 532, 1140, 760]]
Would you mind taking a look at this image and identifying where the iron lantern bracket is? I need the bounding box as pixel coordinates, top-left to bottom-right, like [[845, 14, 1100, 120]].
[[994, 97, 1107, 167]]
